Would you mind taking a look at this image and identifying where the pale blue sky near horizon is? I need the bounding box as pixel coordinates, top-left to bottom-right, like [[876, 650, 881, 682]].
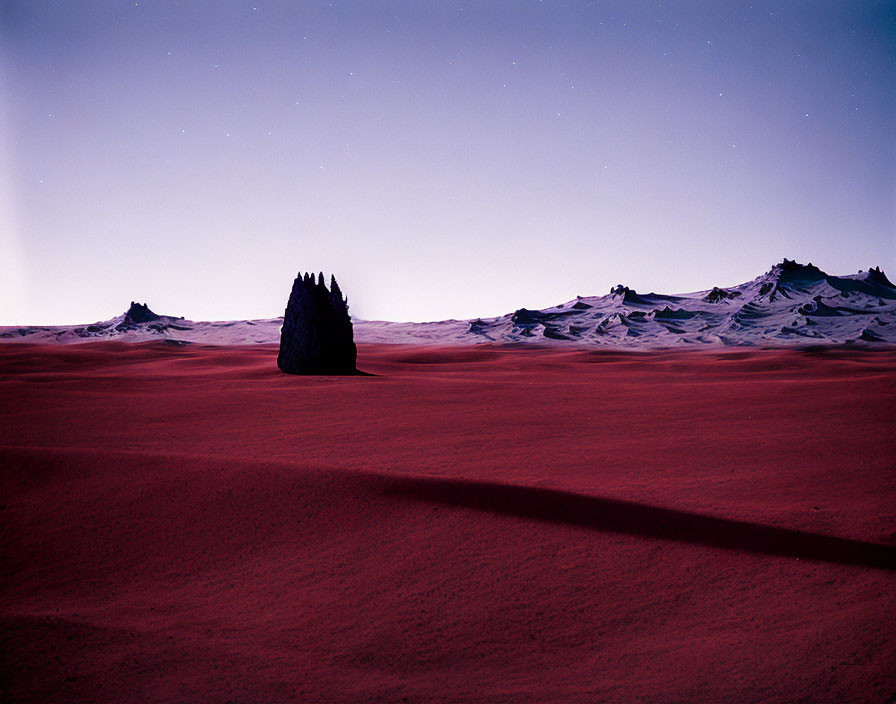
[[1, 1, 894, 325]]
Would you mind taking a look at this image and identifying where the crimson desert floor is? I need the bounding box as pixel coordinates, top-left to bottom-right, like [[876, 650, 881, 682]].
[[1, 342, 894, 703]]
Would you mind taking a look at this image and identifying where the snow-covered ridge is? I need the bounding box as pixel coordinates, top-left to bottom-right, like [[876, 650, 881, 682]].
[[3, 260, 895, 347]]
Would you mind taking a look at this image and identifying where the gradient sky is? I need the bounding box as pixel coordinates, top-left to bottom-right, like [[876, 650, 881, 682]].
[[2, 1, 894, 325]]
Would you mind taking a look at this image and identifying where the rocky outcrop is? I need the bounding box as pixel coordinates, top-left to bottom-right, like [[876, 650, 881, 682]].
[[123, 301, 160, 324], [114, 302, 189, 332], [703, 287, 742, 303], [277, 272, 357, 375], [5, 259, 895, 348]]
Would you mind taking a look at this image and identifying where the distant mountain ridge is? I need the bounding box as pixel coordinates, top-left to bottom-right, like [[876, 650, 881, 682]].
[[3, 260, 895, 347]]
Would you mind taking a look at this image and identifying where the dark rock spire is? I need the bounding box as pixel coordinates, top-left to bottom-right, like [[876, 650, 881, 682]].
[[277, 271, 358, 375], [123, 301, 160, 324]]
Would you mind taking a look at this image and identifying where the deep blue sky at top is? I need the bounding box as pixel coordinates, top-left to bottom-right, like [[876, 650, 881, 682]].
[[2, 1, 894, 324]]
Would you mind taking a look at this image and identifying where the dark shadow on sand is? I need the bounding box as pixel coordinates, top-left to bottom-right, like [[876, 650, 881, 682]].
[[281, 368, 376, 376], [384, 476, 896, 571]]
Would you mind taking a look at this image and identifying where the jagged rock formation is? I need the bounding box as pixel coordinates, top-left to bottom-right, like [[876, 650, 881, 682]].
[[3, 260, 895, 347], [277, 272, 357, 374], [704, 287, 742, 303], [114, 302, 189, 333], [458, 259, 896, 347], [123, 302, 160, 324]]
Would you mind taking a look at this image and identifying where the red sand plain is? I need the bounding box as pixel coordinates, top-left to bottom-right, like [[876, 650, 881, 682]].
[[1, 342, 895, 703]]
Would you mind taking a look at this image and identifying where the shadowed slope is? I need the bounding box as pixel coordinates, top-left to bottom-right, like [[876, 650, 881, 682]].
[[384, 476, 896, 571]]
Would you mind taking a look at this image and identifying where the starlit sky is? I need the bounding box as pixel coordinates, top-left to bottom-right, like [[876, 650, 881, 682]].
[[1, 1, 894, 325]]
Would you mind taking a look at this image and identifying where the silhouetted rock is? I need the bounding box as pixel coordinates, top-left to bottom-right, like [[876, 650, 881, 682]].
[[866, 265, 895, 289], [511, 308, 544, 325], [703, 287, 742, 303], [124, 302, 160, 324], [775, 258, 826, 284], [115, 302, 170, 331], [277, 272, 357, 375], [112, 302, 189, 333]]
